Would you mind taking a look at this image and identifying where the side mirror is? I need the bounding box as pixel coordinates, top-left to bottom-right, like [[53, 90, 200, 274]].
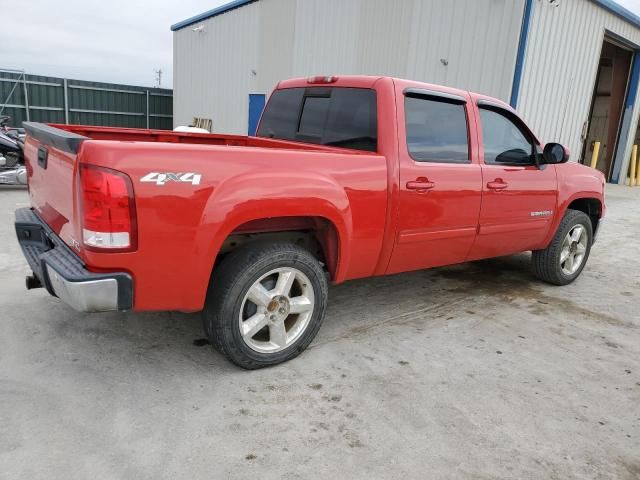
[[542, 143, 569, 164]]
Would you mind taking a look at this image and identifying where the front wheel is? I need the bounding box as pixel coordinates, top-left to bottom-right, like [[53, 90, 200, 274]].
[[202, 242, 328, 369], [532, 209, 593, 286]]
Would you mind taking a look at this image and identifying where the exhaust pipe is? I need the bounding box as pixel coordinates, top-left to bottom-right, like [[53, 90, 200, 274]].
[[26, 275, 43, 290]]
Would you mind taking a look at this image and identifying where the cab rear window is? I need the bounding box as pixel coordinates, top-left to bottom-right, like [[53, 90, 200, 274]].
[[256, 87, 377, 152]]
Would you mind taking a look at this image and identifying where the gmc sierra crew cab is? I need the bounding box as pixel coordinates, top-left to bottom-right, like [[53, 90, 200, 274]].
[[15, 75, 605, 368]]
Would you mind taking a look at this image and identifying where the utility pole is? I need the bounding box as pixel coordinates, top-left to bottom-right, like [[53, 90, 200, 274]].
[[154, 69, 163, 88]]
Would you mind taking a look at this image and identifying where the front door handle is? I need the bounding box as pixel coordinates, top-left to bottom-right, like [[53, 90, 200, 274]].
[[487, 179, 508, 190], [406, 178, 435, 192]]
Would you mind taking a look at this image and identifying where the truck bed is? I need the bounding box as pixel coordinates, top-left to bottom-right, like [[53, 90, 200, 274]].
[[22, 121, 389, 311], [48, 124, 367, 153]]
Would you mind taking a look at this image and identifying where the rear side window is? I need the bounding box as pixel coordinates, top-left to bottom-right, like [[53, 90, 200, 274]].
[[256, 87, 377, 152], [404, 95, 469, 163]]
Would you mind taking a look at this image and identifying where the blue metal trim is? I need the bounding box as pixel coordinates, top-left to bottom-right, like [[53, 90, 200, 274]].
[[171, 0, 258, 31], [591, 0, 640, 29], [610, 49, 640, 183], [624, 54, 640, 119], [510, 0, 535, 108]]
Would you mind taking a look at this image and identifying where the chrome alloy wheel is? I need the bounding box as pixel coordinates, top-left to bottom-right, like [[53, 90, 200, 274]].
[[239, 267, 315, 353], [560, 224, 588, 276]]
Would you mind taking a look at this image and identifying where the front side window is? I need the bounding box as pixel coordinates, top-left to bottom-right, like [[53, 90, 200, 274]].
[[257, 87, 377, 152], [479, 107, 534, 165], [404, 95, 469, 163]]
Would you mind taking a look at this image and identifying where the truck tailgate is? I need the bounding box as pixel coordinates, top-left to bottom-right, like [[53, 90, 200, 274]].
[[23, 122, 87, 249]]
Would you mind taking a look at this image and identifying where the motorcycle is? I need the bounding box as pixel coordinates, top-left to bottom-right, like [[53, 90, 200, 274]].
[[0, 116, 27, 185]]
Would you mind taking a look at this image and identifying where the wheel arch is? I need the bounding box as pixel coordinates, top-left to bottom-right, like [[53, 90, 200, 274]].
[[187, 171, 354, 311], [566, 197, 603, 235], [215, 215, 342, 280], [542, 193, 604, 248]]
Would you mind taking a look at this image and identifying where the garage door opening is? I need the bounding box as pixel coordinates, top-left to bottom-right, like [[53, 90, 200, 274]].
[[581, 38, 633, 179]]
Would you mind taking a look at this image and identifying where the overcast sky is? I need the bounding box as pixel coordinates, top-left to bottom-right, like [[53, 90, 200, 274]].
[[613, 0, 640, 12], [1, 0, 226, 88], [2, 0, 640, 89]]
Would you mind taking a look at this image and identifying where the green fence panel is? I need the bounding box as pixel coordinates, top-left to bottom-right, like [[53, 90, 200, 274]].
[[0, 69, 173, 129]]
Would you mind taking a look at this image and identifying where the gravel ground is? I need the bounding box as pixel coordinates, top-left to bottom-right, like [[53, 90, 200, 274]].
[[0, 184, 639, 480]]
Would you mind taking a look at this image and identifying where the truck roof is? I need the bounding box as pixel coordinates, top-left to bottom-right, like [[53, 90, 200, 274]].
[[275, 75, 514, 111]]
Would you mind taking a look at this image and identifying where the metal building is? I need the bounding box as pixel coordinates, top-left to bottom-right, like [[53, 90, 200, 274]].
[[172, 0, 640, 184]]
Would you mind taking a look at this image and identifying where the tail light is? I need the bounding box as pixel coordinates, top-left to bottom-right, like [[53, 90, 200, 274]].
[[79, 164, 137, 251], [307, 75, 339, 84]]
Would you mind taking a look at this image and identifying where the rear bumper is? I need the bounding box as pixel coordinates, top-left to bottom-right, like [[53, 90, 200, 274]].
[[14, 208, 133, 312]]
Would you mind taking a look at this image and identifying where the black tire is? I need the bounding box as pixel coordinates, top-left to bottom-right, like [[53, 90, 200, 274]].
[[532, 209, 593, 286], [202, 242, 328, 369]]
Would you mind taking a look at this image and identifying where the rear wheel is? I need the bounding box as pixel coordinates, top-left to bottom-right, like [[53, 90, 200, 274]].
[[532, 209, 593, 285], [202, 242, 328, 369]]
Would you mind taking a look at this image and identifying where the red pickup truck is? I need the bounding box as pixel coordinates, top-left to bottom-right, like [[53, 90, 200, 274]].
[[15, 75, 605, 368]]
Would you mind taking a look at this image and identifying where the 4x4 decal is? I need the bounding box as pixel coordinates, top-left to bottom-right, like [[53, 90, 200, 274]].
[[140, 172, 202, 186]]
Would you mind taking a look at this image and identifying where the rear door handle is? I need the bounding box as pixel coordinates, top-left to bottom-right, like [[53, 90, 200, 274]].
[[487, 179, 508, 190], [406, 178, 435, 192]]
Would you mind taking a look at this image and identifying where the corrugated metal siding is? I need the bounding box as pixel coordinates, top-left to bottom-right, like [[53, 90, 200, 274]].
[[517, 0, 640, 175], [173, 0, 524, 134], [0, 71, 173, 129], [290, 0, 362, 75], [173, 3, 261, 133], [405, 0, 524, 98], [257, 0, 296, 84], [291, 0, 523, 96]]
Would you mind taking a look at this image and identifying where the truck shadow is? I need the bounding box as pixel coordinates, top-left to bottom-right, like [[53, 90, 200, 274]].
[[49, 253, 542, 370], [327, 253, 540, 318], [315, 254, 540, 343], [319, 252, 626, 346], [54, 251, 630, 370]]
